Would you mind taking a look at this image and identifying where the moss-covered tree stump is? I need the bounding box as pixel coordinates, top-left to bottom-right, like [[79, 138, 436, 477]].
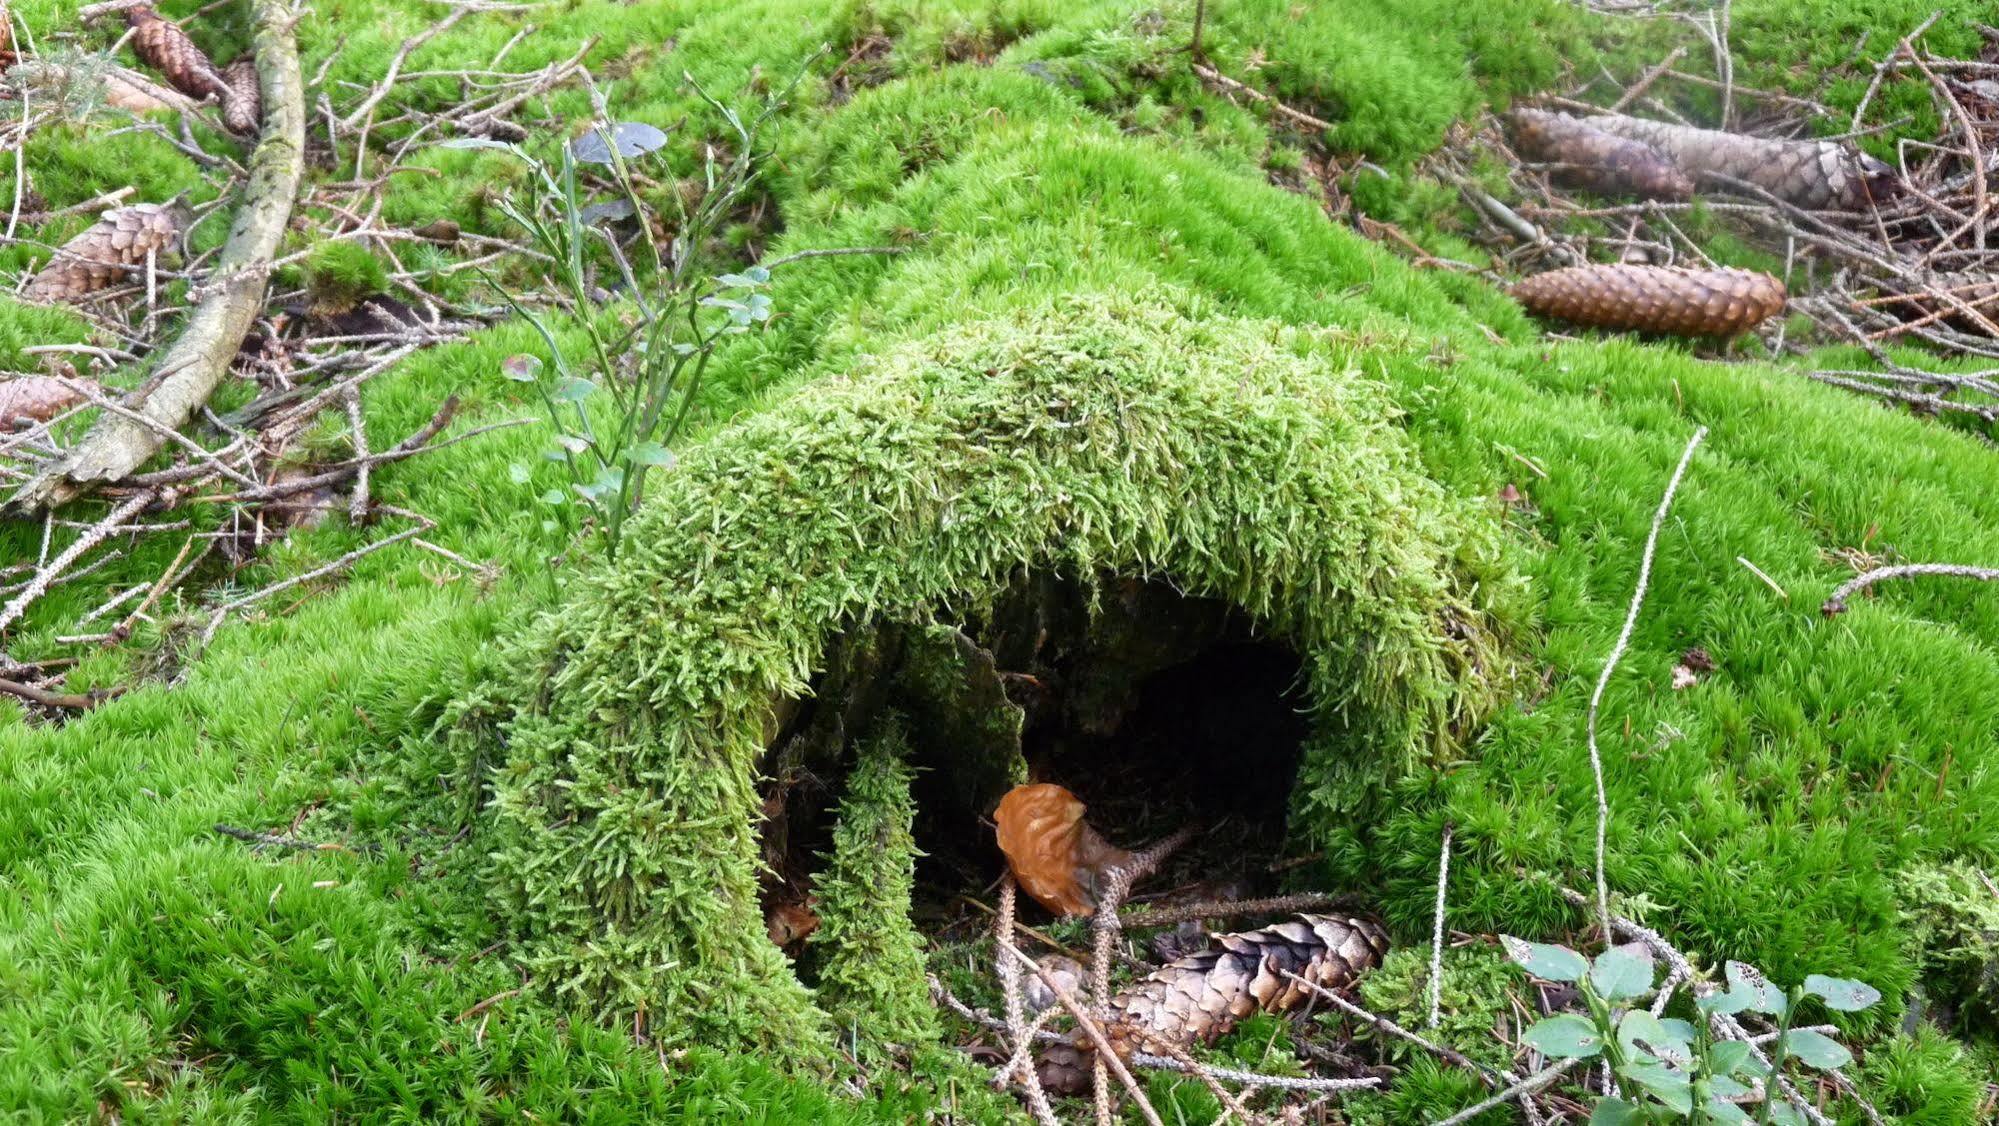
[[457, 297, 1523, 1062]]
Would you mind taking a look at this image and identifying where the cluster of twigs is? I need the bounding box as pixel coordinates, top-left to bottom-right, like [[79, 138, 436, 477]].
[[1427, 17, 1999, 426], [0, 0, 589, 712], [935, 836, 1395, 1125]]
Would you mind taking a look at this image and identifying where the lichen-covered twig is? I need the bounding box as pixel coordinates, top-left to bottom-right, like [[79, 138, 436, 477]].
[[1586, 426, 1705, 940], [1000, 940, 1165, 1126], [1431, 1059, 1584, 1126], [1821, 562, 1999, 615]]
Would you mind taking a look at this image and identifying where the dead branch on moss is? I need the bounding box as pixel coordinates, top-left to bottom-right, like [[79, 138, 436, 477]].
[[1821, 561, 1999, 614], [212, 821, 349, 851]]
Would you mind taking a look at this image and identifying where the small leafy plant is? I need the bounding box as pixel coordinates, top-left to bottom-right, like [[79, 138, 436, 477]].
[[1501, 936, 1880, 1124], [449, 63, 811, 562]]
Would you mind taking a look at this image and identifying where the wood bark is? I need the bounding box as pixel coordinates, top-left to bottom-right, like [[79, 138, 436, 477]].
[[10, 0, 303, 512]]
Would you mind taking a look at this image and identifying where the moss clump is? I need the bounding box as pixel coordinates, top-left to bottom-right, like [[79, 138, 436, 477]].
[[460, 295, 1519, 1062], [301, 240, 391, 316], [807, 717, 936, 1058], [1897, 861, 1999, 1033]]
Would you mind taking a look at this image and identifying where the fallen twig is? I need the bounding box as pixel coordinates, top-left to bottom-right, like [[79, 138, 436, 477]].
[[1822, 561, 1999, 614], [1586, 426, 1706, 939], [1430, 1059, 1583, 1126]]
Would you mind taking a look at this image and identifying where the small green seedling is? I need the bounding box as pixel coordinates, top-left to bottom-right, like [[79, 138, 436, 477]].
[[1501, 936, 1878, 1124]]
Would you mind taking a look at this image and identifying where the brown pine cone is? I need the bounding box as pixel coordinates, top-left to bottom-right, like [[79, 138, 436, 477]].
[[125, 5, 229, 103], [1507, 109, 1692, 201], [1100, 914, 1389, 1054], [24, 202, 184, 303], [0, 0, 15, 71], [1577, 112, 1895, 210], [220, 56, 259, 135], [1511, 264, 1787, 337]]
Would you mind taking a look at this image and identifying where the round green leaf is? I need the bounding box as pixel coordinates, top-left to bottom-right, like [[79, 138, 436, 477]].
[[1524, 1014, 1604, 1058], [1705, 1095, 1751, 1123], [1707, 1040, 1753, 1079], [1803, 974, 1880, 1012], [1724, 962, 1787, 1017], [1589, 1097, 1644, 1125], [1782, 1029, 1852, 1070], [1591, 945, 1656, 1002], [502, 354, 543, 382], [1501, 936, 1589, 982], [553, 377, 599, 404]]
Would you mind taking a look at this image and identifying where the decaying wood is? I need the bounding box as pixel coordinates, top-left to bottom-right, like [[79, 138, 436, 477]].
[[1508, 109, 1693, 200], [1573, 110, 1897, 211], [994, 783, 1133, 917], [12, 0, 303, 512], [22, 202, 184, 303], [1098, 914, 1389, 1056], [1512, 263, 1787, 336]]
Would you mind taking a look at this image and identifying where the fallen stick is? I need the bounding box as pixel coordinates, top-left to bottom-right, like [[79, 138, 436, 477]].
[[11, 0, 304, 511], [1429, 1060, 1582, 1126], [1822, 562, 1999, 615], [0, 676, 124, 711], [1000, 940, 1166, 1126]]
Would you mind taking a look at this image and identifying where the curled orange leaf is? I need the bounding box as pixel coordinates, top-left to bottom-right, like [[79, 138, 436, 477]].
[[994, 783, 1132, 917]]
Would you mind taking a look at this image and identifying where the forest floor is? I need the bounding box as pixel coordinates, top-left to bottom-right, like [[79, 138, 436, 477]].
[[3, 0, 1998, 1120]]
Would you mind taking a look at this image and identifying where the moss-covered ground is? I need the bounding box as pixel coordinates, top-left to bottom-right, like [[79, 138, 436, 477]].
[[2, 0, 1997, 1119]]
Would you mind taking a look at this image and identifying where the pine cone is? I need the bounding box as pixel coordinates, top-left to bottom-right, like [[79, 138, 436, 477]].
[[0, 377, 89, 427], [24, 203, 184, 303], [125, 6, 229, 103], [220, 55, 259, 135], [1507, 109, 1692, 201], [1577, 112, 1895, 210], [1100, 914, 1389, 1055], [1511, 264, 1786, 336], [994, 784, 1133, 917]]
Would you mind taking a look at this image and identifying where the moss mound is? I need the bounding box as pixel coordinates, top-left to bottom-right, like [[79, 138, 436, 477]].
[[460, 297, 1519, 1059]]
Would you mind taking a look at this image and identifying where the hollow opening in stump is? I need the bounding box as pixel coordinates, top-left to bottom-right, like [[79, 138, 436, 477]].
[[758, 569, 1321, 950]]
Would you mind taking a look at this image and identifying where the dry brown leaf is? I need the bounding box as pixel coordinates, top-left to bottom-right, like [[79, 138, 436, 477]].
[[1101, 914, 1388, 1055], [24, 202, 184, 303], [0, 0, 16, 71], [994, 783, 1133, 917], [0, 377, 87, 427], [764, 897, 819, 949], [1511, 264, 1786, 337]]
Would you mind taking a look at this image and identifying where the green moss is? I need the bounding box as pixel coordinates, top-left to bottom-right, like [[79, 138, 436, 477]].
[[461, 297, 1518, 1062], [807, 717, 937, 1059], [1896, 861, 1999, 1033], [2, 0, 1997, 1117], [300, 240, 391, 315]]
